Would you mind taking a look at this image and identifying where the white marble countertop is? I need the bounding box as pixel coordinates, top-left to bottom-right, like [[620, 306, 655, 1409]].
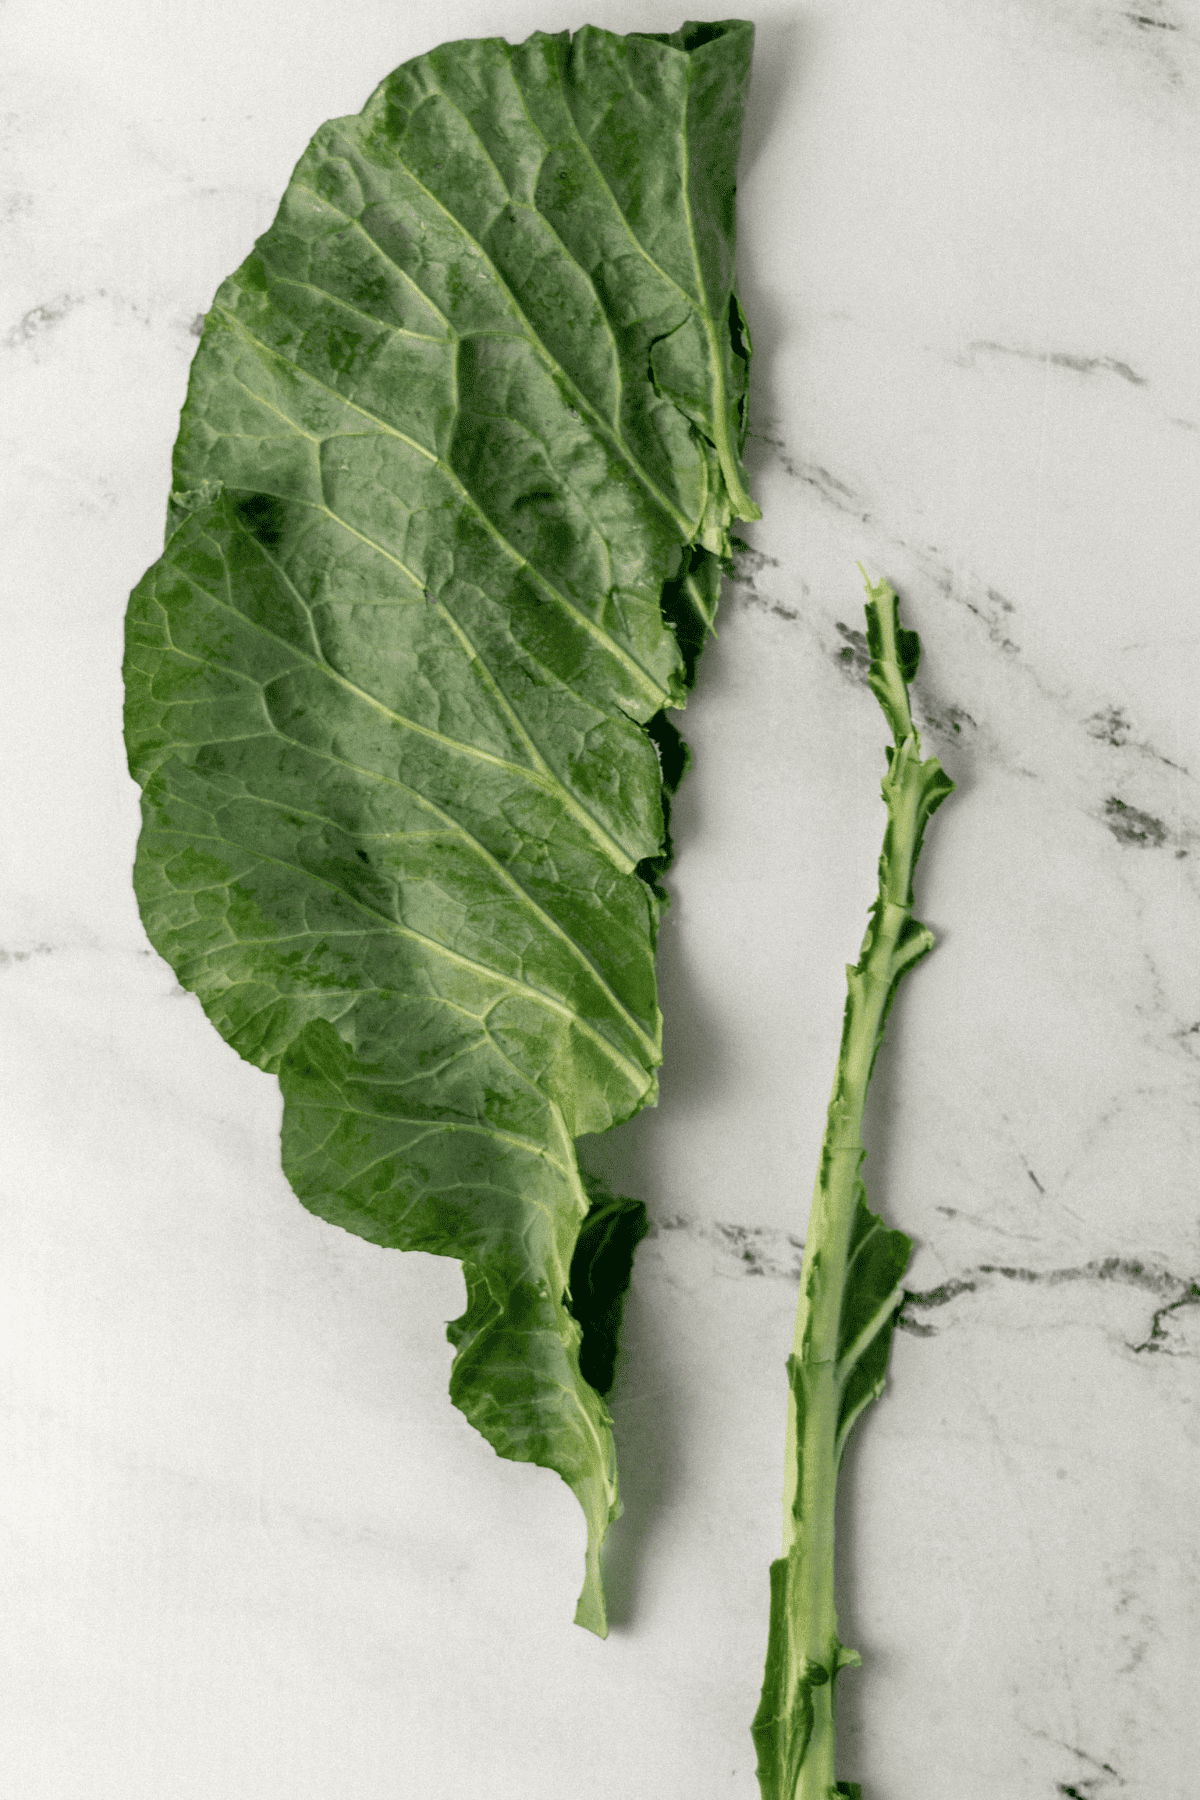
[[3, 3, 1197, 1796]]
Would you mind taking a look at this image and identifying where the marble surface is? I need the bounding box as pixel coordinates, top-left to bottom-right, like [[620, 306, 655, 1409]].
[[3, 2, 1198, 1795]]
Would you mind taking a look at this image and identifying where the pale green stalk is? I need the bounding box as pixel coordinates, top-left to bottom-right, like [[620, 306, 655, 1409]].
[[752, 577, 954, 1800]]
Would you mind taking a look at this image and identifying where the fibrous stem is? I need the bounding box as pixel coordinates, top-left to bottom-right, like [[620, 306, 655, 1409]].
[[751, 576, 954, 1800]]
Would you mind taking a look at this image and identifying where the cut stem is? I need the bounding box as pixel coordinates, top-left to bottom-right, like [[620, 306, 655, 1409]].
[[752, 576, 954, 1800]]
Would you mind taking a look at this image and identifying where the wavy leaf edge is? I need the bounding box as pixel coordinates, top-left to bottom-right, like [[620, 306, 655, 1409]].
[[123, 19, 758, 1636]]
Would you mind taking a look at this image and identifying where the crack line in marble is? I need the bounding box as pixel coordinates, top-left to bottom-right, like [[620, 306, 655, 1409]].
[[965, 341, 1148, 387], [898, 1257, 1200, 1354], [1087, 705, 1189, 777], [0, 942, 55, 967], [1129, 1279, 1200, 1353], [723, 448, 1200, 873], [1029, 1727, 1126, 1790], [646, 1219, 1198, 1353]]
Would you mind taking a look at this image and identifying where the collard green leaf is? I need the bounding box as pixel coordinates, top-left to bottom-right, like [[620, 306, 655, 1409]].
[[123, 20, 757, 1636]]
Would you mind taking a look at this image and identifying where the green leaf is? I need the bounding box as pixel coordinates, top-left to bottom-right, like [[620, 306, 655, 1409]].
[[123, 20, 756, 1637], [834, 1186, 913, 1460], [567, 1176, 650, 1396]]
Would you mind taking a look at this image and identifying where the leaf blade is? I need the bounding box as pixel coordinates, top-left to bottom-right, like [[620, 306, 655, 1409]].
[[124, 22, 756, 1632]]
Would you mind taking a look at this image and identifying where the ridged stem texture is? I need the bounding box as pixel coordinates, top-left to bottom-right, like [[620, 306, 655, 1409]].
[[751, 577, 954, 1800]]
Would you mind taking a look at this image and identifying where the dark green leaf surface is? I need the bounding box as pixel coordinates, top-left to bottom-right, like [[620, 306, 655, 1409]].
[[567, 1177, 650, 1396], [123, 20, 756, 1635]]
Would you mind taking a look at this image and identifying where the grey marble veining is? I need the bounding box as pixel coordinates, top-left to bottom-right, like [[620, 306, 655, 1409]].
[[3, 1, 1197, 1796]]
